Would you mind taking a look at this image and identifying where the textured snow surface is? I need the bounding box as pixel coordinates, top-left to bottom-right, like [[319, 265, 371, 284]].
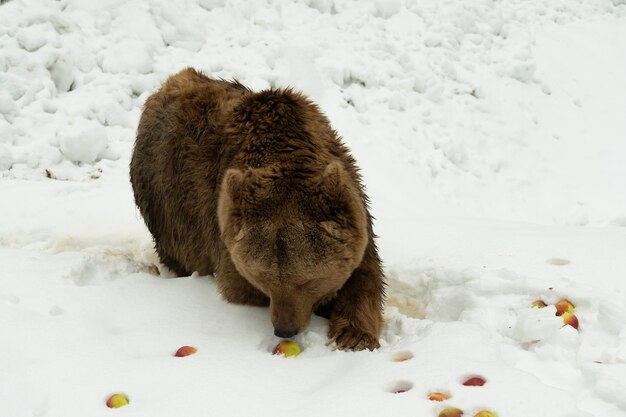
[[1, 1, 625, 417]]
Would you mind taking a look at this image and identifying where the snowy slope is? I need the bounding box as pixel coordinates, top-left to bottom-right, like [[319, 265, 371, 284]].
[[1, 0, 626, 417]]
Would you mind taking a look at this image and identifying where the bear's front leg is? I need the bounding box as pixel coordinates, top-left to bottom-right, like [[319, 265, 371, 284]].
[[327, 244, 384, 351], [215, 256, 270, 307]]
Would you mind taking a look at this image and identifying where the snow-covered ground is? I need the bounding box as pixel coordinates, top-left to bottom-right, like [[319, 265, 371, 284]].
[[1, 1, 626, 416]]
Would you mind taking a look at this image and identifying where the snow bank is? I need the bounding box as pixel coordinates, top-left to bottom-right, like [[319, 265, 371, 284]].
[[1, 0, 625, 225]]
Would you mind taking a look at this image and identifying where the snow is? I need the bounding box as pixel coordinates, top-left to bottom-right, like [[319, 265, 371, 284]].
[[99, 40, 154, 75], [57, 122, 109, 164], [1, 0, 626, 416], [373, 0, 401, 18], [0, 143, 12, 170]]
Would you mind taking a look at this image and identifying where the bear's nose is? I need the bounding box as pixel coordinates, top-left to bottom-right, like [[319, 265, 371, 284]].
[[274, 328, 298, 338]]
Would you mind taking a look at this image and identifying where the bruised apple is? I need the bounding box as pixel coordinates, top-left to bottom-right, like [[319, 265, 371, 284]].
[[428, 392, 450, 401]]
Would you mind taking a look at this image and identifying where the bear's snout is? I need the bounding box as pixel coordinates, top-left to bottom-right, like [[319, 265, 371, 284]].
[[274, 328, 298, 338], [270, 295, 311, 339]]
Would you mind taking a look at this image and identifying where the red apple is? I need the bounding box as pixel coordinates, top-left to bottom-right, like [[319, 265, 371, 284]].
[[438, 407, 464, 417], [555, 299, 575, 316], [462, 377, 486, 386], [428, 392, 450, 401], [106, 393, 129, 408], [561, 312, 579, 329], [174, 346, 197, 357], [272, 340, 301, 357]]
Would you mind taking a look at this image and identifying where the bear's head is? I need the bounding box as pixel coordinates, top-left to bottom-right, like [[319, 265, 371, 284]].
[[217, 161, 369, 338]]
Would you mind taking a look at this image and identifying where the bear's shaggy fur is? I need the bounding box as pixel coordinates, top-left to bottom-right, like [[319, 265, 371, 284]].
[[130, 68, 384, 350]]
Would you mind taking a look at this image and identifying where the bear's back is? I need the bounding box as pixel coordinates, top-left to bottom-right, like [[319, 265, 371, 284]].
[[131, 69, 249, 274]]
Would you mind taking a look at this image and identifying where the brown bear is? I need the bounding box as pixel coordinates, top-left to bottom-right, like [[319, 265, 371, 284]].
[[130, 68, 384, 350]]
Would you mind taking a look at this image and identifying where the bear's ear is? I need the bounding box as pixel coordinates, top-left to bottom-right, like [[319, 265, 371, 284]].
[[320, 161, 349, 200], [243, 166, 275, 201], [222, 167, 275, 203], [320, 161, 367, 232], [218, 169, 245, 238], [222, 168, 246, 203]]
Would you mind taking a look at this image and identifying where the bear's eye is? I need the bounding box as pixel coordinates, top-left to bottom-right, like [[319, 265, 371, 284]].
[[295, 280, 320, 295]]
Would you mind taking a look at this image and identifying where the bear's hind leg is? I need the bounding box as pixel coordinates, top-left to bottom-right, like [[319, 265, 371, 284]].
[[156, 247, 191, 277]]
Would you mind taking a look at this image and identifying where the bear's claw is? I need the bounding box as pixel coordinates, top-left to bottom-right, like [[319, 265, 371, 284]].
[[329, 323, 380, 351]]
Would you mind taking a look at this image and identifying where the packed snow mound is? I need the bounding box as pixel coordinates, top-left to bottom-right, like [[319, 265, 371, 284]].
[[57, 122, 109, 164], [1, 0, 625, 225]]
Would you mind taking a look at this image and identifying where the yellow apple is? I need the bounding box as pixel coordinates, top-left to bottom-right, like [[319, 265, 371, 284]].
[[106, 393, 128, 408], [438, 407, 464, 417], [474, 411, 497, 417], [272, 340, 301, 357]]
